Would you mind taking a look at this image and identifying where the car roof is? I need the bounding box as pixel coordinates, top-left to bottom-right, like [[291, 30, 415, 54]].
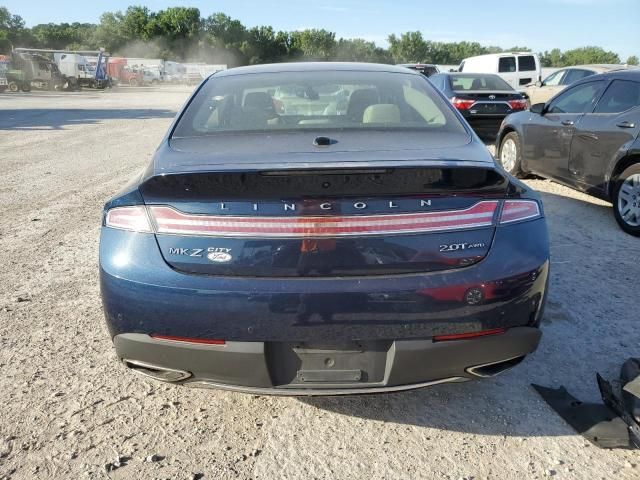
[[570, 68, 640, 85], [561, 64, 638, 73], [463, 52, 536, 61], [398, 63, 437, 68], [214, 62, 422, 77], [434, 72, 502, 77]]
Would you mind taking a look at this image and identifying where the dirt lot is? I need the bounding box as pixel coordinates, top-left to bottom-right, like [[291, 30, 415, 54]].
[[0, 87, 638, 480]]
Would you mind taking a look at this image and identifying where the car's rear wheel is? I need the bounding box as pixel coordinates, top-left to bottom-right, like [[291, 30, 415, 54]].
[[613, 164, 640, 236], [498, 132, 525, 177]]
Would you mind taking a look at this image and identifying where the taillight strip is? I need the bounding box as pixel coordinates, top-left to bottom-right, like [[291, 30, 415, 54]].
[[148, 201, 499, 238], [500, 200, 540, 224]]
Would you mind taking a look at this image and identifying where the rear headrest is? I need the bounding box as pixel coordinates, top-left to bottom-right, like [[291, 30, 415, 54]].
[[244, 92, 275, 114], [347, 88, 379, 121], [362, 104, 401, 124], [471, 78, 484, 90]]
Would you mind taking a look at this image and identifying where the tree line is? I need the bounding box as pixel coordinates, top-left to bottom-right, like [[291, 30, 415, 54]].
[[1, 6, 638, 67]]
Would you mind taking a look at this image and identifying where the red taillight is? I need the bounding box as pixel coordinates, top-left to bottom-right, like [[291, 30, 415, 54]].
[[451, 97, 476, 110], [507, 99, 528, 111], [433, 327, 506, 342], [151, 334, 226, 345], [105, 206, 152, 232], [500, 200, 541, 224], [148, 201, 500, 238]]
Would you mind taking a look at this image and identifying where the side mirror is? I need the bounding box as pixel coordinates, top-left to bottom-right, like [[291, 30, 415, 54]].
[[535, 80, 543, 87], [530, 103, 546, 115]]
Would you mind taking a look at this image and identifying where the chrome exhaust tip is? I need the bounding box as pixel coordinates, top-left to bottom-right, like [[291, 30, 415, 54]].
[[466, 355, 525, 378], [123, 359, 191, 382]]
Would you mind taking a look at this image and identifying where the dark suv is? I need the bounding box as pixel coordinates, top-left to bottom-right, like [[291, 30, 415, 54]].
[[497, 70, 640, 235]]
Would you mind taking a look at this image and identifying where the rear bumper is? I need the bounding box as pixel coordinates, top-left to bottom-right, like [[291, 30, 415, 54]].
[[100, 218, 549, 343], [464, 115, 507, 138], [114, 326, 541, 395]]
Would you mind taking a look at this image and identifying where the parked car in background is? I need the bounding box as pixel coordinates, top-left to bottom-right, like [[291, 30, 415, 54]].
[[142, 66, 163, 85], [430, 72, 528, 139], [398, 63, 440, 77], [0, 55, 8, 92], [524, 64, 636, 106], [459, 52, 541, 90], [497, 70, 640, 235], [100, 62, 549, 395]]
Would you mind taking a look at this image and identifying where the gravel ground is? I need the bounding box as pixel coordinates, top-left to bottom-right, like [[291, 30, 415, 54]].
[[0, 87, 638, 480]]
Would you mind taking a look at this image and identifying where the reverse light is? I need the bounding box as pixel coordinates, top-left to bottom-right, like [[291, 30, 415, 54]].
[[148, 201, 500, 238], [451, 97, 476, 110], [105, 205, 152, 233], [151, 334, 226, 345], [500, 200, 541, 224], [433, 328, 506, 342], [105, 206, 152, 232], [507, 99, 528, 111]]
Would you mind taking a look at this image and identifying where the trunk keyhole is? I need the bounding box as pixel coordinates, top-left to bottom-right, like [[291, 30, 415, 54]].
[[313, 136, 336, 147]]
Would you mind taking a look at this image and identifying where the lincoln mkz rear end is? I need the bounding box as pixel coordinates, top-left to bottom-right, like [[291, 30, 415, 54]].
[[99, 63, 549, 395]]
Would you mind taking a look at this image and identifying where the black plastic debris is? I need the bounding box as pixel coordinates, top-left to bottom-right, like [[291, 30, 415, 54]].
[[532, 383, 629, 448], [532, 357, 640, 449]]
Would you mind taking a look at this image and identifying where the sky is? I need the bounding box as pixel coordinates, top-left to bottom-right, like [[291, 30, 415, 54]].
[[3, 0, 639, 59]]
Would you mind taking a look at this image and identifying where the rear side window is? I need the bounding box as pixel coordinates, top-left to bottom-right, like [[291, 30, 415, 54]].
[[172, 70, 467, 137], [517, 56, 536, 72], [547, 81, 604, 114], [562, 69, 594, 85], [543, 70, 565, 86], [594, 80, 640, 114], [429, 75, 444, 90], [498, 57, 516, 73]]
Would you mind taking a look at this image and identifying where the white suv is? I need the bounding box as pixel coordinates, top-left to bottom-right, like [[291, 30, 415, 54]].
[[459, 53, 541, 91]]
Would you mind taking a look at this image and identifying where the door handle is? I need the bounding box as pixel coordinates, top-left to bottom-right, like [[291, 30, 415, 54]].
[[561, 120, 574, 126], [616, 121, 636, 128]]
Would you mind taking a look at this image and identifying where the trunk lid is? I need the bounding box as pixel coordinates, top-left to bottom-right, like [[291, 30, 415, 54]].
[[140, 165, 508, 277]]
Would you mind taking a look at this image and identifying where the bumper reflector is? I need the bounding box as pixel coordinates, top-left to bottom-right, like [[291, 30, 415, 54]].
[[148, 201, 500, 238], [151, 334, 226, 345], [433, 327, 506, 342]]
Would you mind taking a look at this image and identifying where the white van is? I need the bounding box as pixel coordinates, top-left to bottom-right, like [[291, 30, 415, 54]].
[[459, 52, 541, 90]]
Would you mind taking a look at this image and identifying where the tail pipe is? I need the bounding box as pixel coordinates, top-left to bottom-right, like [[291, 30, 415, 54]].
[[466, 355, 526, 378], [123, 359, 191, 382]]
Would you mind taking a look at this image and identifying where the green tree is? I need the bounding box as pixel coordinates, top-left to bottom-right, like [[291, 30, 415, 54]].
[[0, 6, 32, 49], [388, 31, 427, 63], [203, 13, 246, 48], [626, 55, 639, 66], [539, 48, 563, 67], [241, 26, 288, 64], [121, 6, 154, 41], [94, 11, 129, 54], [202, 13, 248, 66], [334, 38, 391, 63], [149, 7, 201, 59], [562, 46, 620, 65], [31, 22, 96, 50], [290, 29, 336, 60]]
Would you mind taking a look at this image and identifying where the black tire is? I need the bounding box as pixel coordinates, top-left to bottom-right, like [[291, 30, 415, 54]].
[[20, 82, 31, 92], [498, 131, 526, 177], [8, 81, 19, 92], [612, 163, 640, 236]]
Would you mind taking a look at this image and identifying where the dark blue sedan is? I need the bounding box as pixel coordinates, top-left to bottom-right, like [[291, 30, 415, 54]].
[[100, 63, 549, 395]]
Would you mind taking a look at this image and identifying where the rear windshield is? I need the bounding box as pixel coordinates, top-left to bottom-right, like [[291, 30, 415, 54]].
[[450, 74, 513, 91], [172, 70, 466, 138]]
